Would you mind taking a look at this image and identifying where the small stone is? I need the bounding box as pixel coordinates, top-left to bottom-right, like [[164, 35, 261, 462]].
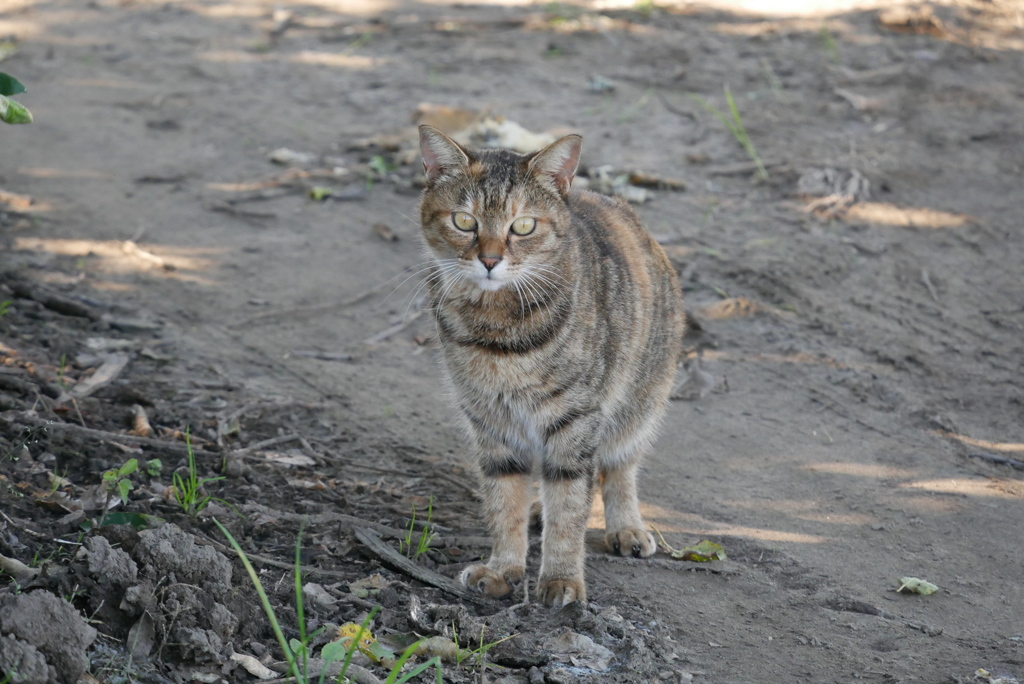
[[544, 667, 574, 684]]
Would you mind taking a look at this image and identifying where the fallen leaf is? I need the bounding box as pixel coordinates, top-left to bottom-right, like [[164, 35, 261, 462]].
[[230, 652, 276, 680], [302, 582, 338, 607], [70, 352, 131, 400], [268, 147, 317, 166], [307, 186, 333, 201], [413, 103, 481, 133], [261, 450, 317, 468], [373, 222, 399, 242], [698, 297, 761, 320], [877, 6, 948, 38], [287, 478, 327, 490], [127, 613, 157, 659], [337, 622, 375, 651], [0, 94, 32, 124], [543, 629, 614, 672], [98, 511, 163, 530], [0, 552, 41, 582], [672, 540, 727, 562], [898, 577, 938, 595], [413, 636, 460, 662], [653, 527, 727, 562], [349, 573, 388, 598], [334, 622, 397, 666]]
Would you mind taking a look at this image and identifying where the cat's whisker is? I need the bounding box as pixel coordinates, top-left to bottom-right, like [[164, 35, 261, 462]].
[[379, 260, 453, 308], [411, 262, 460, 305], [522, 271, 558, 297], [393, 209, 420, 226], [527, 264, 571, 288], [517, 274, 546, 312], [512, 279, 527, 320], [521, 270, 561, 301], [392, 269, 455, 321], [523, 264, 568, 287], [403, 262, 460, 318], [434, 265, 466, 312]]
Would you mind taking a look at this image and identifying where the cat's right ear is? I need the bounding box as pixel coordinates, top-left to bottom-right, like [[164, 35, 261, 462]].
[[419, 125, 471, 183], [527, 134, 583, 197]]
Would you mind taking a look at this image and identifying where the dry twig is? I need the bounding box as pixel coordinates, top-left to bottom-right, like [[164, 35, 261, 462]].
[[354, 527, 494, 605]]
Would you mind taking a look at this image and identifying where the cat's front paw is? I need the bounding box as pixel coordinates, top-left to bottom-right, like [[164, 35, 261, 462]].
[[606, 528, 657, 558], [537, 577, 586, 607], [460, 564, 523, 598]]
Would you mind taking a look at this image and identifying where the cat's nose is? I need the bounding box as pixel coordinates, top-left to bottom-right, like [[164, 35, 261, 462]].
[[479, 255, 502, 271]]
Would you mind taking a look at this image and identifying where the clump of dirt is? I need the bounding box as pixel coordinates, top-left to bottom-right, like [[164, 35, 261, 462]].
[[0, 590, 97, 684], [69, 524, 263, 666]]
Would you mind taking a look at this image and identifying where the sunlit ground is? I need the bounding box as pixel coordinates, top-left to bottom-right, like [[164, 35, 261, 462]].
[[13, 238, 225, 286], [589, 493, 832, 543], [0, 0, 1021, 47]]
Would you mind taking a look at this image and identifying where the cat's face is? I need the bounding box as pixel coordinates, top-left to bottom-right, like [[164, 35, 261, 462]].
[[418, 126, 582, 294]]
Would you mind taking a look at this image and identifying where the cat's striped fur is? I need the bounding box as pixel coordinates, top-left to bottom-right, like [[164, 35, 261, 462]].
[[418, 125, 685, 607]]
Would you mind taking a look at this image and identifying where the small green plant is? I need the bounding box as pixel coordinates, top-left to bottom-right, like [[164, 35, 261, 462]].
[[368, 155, 395, 176], [342, 31, 373, 56], [760, 58, 783, 97], [30, 548, 56, 568], [173, 432, 224, 516], [57, 354, 68, 389], [144, 458, 163, 478], [0, 300, 11, 319], [452, 621, 517, 668], [47, 466, 69, 496], [692, 85, 768, 180], [399, 496, 435, 560], [634, 0, 655, 17], [213, 519, 443, 683], [102, 458, 138, 506], [819, 25, 841, 64], [0, 72, 32, 124], [616, 88, 654, 123]]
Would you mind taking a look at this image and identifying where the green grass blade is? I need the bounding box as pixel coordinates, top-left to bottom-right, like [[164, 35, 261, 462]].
[[723, 85, 768, 180], [213, 519, 301, 681], [384, 640, 431, 684], [690, 93, 734, 133], [391, 655, 442, 684], [331, 607, 380, 683], [295, 520, 308, 679]]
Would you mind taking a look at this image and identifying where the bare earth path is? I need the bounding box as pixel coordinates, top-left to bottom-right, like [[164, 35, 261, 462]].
[[2, 0, 1023, 682]]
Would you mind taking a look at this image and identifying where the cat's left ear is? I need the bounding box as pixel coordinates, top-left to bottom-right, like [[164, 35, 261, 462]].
[[419, 125, 471, 183], [527, 134, 583, 197]]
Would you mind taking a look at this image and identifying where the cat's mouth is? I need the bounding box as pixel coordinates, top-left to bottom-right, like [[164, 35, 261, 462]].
[[475, 273, 506, 292]]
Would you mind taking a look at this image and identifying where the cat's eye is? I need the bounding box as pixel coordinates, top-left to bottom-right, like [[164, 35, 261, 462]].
[[510, 217, 536, 236], [452, 212, 477, 231]]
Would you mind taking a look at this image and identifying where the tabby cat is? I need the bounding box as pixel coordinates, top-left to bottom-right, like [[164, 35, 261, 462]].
[[418, 125, 685, 607]]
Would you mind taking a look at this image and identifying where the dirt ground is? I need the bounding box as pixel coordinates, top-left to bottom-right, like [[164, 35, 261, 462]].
[[2, 0, 1023, 682]]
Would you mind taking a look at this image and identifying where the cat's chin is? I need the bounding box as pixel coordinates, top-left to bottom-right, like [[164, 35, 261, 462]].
[[475, 277, 507, 292]]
